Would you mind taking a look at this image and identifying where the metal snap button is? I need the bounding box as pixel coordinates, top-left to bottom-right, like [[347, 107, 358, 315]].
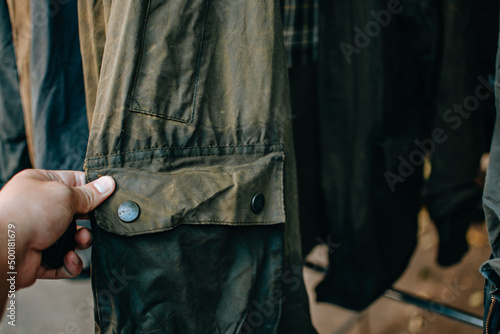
[[251, 193, 265, 214], [118, 201, 140, 223]]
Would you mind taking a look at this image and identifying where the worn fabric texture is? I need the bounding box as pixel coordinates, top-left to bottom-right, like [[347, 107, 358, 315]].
[[79, 0, 315, 333], [0, 0, 31, 187]]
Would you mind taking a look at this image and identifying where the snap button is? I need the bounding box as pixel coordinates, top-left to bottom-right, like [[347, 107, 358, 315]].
[[251, 193, 265, 214], [118, 201, 140, 223]]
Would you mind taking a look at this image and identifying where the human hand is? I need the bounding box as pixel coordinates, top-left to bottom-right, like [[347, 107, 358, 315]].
[[0, 169, 115, 289]]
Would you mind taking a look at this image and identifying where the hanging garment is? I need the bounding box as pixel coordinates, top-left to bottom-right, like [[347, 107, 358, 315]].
[[281, 0, 319, 67], [289, 64, 328, 257], [29, 0, 88, 171], [289, 0, 496, 311], [3, 0, 88, 172], [0, 0, 31, 187], [78, 0, 316, 333], [282, 0, 325, 257], [4, 0, 33, 162], [425, 0, 498, 267], [292, 0, 440, 311]]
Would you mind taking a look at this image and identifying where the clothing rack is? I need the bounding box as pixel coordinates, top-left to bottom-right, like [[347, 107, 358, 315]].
[[303, 261, 483, 329]]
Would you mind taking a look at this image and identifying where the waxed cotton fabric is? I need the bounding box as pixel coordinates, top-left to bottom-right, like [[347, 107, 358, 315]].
[[79, 0, 315, 333]]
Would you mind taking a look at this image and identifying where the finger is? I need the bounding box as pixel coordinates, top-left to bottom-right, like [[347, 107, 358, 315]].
[[63, 251, 83, 277], [71, 176, 115, 214], [48, 170, 87, 187], [38, 251, 83, 279], [21, 170, 87, 187], [75, 227, 92, 250]]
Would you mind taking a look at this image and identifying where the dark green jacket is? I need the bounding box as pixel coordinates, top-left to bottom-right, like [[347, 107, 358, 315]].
[[78, 0, 315, 333]]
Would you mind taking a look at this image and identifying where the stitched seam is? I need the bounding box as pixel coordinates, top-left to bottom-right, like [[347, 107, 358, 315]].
[[279, 152, 285, 219], [128, 0, 152, 109], [86, 143, 283, 160], [101, 221, 284, 237], [130, 104, 193, 123], [85, 147, 284, 168], [132, 98, 144, 111], [190, 0, 211, 123], [128, 0, 210, 124]]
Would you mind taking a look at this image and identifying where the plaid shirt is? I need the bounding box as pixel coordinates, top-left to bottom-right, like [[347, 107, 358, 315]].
[[281, 0, 319, 67]]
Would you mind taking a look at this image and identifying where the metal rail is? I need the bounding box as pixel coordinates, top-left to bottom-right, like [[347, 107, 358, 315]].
[[304, 261, 483, 329], [384, 289, 483, 328]]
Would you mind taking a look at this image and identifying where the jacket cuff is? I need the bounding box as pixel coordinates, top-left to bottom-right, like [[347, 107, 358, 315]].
[[86, 151, 285, 236]]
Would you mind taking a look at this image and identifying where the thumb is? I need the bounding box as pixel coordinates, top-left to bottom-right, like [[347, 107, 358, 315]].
[[72, 176, 116, 214]]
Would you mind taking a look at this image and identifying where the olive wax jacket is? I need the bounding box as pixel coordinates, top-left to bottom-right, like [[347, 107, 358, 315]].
[[78, 0, 315, 333]]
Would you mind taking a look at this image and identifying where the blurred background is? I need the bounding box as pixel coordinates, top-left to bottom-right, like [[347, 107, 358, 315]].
[[1, 0, 499, 333]]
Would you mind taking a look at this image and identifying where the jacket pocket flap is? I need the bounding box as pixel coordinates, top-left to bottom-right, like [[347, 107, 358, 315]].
[[87, 153, 285, 236]]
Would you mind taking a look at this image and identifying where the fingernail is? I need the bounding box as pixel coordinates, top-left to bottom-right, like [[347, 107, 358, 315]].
[[94, 176, 114, 194], [73, 254, 81, 265]]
